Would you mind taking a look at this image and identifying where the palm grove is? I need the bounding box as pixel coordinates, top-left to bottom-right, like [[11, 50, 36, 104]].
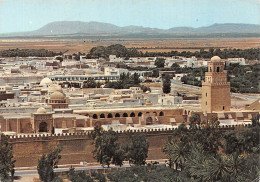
[[1, 115, 259, 181]]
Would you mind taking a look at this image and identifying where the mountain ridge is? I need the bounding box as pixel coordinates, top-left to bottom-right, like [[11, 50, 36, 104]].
[[1, 21, 260, 37]]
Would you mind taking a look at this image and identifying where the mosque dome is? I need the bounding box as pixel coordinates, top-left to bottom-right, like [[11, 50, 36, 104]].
[[48, 84, 62, 93], [40, 78, 53, 86], [211, 56, 221, 62], [50, 92, 65, 100], [37, 107, 47, 114]]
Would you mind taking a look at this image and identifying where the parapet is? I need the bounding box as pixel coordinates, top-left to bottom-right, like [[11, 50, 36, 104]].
[[7, 124, 251, 142]]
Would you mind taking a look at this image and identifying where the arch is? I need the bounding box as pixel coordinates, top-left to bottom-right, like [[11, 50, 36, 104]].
[[216, 67, 220, 72], [85, 114, 90, 117], [115, 113, 120, 117], [153, 112, 157, 116], [93, 114, 98, 119], [159, 111, 164, 116], [39, 122, 47, 132], [146, 117, 153, 125], [123, 113, 128, 117], [107, 113, 113, 118], [184, 110, 187, 115], [138, 112, 143, 117], [100, 113, 105, 118], [130, 112, 135, 117]]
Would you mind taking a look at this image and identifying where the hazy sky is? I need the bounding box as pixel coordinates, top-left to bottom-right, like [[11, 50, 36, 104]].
[[0, 0, 259, 33]]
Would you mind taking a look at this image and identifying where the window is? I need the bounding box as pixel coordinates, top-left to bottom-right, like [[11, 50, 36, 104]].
[[93, 114, 98, 119], [159, 111, 164, 116], [107, 113, 113, 118], [216, 67, 220, 72], [206, 101, 207, 105], [223, 106, 225, 110], [100, 114, 105, 118], [130, 112, 135, 117], [206, 93, 207, 97]]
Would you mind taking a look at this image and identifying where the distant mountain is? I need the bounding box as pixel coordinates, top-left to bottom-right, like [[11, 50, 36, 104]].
[[1, 21, 260, 37]]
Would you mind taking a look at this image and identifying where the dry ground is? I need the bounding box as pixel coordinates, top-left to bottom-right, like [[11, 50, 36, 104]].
[[0, 37, 259, 54]]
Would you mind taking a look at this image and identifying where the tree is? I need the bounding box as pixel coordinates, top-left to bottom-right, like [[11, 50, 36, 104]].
[[125, 133, 149, 165], [92, 127, 119, 167], [37, 146, 62, 182], [162, 74, 171, 94], [112, 145, 125, 167], [189, 114, 201, 129], [163, 140, 189, 171], [55, 56, 63, 62], [68, 167, 94, 182], [154, 58, 165, 68], [0, 134, 16, 182], [83, 78, 101, 88]]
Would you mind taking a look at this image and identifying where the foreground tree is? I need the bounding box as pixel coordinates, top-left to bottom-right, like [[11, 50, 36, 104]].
[[0, 134, 16, 182], [163, 139, 190, 171], [189, 114, 201, 129], [37, 146, 62, 182], [125, 133, 149, 165], [92, 126, 119, 167], [68, 167, 94, 182]]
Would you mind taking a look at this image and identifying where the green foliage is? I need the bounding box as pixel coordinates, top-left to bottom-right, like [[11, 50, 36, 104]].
[[83, 78, 101, 88], [125, 133, 149, 165], [105, 72, 140, 89], [37, 146, 62, 182], [68, 167, 94, 182], [0, 48, 60, 57], [140, 85, 151, 93], [223, 119, 260, 155], [162, 116, 260, 182], [107, 165, 190, 182], [227, 63, 260, 93], [89, 44, 139, 59], [189, 114, 201, 129], [180, 63, 259, 93], [162, 74, 171, 94], [91, 171, 106, 182], [163, 140, 190, 171], [88, 45, 260, 60], [55, 56, 63, 62], [112, 146, 125, 167], [154, 57, 165, 68], [0, 134, 15, 182], [92, 126, 120, 167]]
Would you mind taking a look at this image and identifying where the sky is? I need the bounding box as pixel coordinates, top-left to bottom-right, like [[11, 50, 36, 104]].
[[0, 0, 259, 33]]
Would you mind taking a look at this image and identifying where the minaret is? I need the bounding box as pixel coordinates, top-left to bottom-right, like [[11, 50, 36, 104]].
[[202, 56, 231, 113]]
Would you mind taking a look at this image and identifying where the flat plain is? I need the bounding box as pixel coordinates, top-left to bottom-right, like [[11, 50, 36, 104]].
[[0, 37, 259, 54]]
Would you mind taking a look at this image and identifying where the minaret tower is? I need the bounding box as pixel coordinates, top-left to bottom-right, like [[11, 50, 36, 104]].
[[202, 56, 231, 113]]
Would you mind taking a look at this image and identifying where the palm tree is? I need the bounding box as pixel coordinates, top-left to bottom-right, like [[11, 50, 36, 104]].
[[163, 140, 189, 171]]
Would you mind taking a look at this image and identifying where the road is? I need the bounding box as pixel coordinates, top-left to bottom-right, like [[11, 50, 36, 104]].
[[171, 80, 259, 100]]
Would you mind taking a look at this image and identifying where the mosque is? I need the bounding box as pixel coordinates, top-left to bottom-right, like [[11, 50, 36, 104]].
[[0, 56, 259, 135]]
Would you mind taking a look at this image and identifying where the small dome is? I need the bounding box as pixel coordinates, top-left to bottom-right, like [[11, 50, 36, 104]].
[[48, 84, 62, 93], [50, 92, 65, 100], [37, 107, 46, 114], [211, 56, 221, 62], [40, 78, 53, 86]]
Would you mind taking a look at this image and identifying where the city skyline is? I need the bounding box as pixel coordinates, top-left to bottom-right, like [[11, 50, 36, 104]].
[[0, 0, 259, 34]]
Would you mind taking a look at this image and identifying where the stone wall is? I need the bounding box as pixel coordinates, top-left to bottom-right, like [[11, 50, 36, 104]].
[[8, 124, 249, 167]]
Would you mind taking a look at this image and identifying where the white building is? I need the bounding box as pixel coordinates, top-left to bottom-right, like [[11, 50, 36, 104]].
[[226, 58, 246, 66]]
